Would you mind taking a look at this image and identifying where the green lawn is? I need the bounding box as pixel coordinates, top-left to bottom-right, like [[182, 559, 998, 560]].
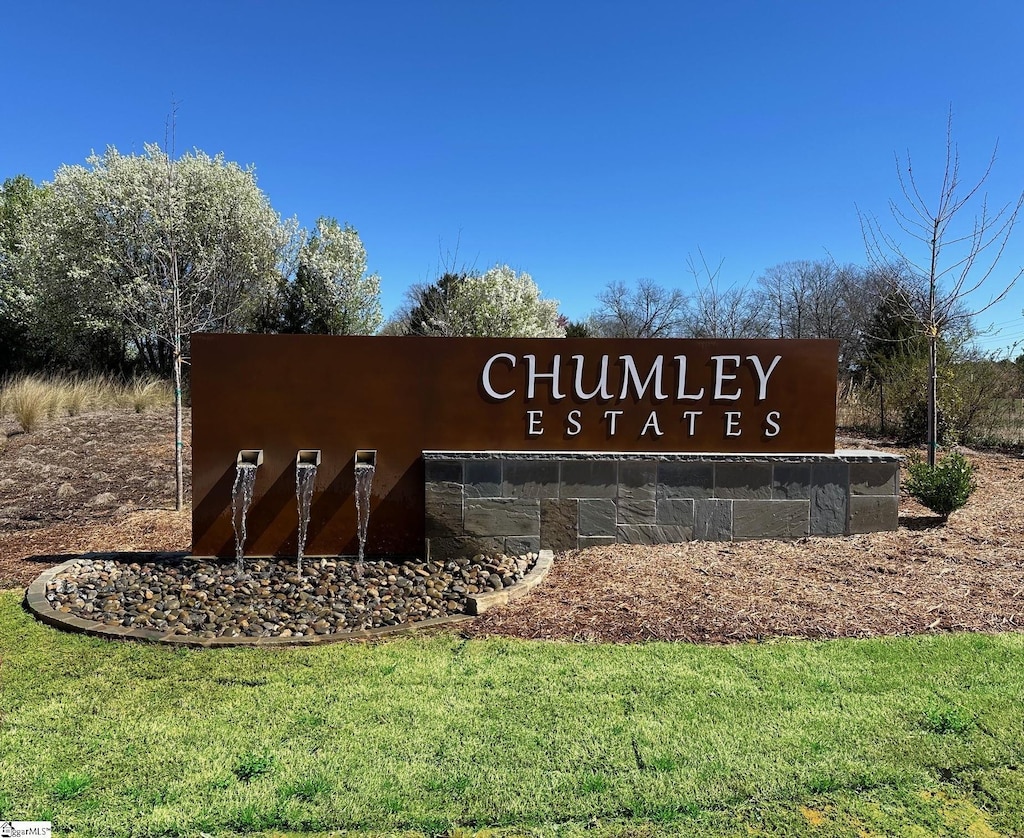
[[1, 589, 1022, 837]]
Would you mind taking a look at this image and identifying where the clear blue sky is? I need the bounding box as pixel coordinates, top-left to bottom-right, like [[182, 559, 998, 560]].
[[3, 1, 1023, 350]]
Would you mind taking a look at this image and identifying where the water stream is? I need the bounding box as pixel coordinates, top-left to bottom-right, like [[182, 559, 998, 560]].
[[231, 463, 258, 574], [354, 462, 376, 573], [295, 461, 317, 574]]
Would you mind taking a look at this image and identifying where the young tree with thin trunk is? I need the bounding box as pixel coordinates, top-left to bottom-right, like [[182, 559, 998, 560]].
[[860, 112, 1024, 465], [20, 139, 287, 509]]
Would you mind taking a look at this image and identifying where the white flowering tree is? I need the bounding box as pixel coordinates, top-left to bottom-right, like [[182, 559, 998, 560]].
[[277, 217, 382, 334], [19, 144, 288, 509], [402, 265, 564, 337]]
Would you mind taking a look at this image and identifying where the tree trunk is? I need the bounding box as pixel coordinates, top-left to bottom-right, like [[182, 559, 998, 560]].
[[174, 346, 184, 512], [928, 334, 938, 467]]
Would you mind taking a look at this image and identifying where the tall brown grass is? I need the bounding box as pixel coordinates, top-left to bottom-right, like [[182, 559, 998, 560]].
[[3, 376, 54, 432], [117, 377, 172, 413], [0, 374, 173, 433]]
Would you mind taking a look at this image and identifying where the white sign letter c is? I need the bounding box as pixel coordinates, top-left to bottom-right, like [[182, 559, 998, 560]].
[[482, 353, 517, 400]]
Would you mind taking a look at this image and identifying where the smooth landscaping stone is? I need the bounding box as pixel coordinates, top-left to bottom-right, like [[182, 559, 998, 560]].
[[40, 552, 538, 640]]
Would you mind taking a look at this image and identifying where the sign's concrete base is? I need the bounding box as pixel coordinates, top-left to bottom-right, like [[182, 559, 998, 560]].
[[424, 450, 900, 558]]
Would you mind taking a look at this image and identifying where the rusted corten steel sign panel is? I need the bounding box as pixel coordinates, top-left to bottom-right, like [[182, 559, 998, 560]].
[[191, 334, 838, 558]]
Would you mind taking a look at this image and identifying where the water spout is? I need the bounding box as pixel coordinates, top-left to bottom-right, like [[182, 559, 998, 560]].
[[295, 450, 321, 574], [231, 450, 263, 574], [354, 450, 376, 573]]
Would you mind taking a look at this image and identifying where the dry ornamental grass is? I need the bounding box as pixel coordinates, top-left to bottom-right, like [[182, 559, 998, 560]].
[[1, 407, 1022, 645]]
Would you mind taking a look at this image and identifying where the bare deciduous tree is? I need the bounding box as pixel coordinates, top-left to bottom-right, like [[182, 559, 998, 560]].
[[861, 111, 1024, 464], [682, 251, 765, 339], [590, 278, 688, 338]]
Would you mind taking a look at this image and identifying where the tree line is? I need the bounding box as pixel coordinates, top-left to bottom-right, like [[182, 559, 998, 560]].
[[2, 122, 1022, 457]]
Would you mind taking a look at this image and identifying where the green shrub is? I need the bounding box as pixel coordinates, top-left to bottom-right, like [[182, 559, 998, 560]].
[[904, 450, 976, 519]]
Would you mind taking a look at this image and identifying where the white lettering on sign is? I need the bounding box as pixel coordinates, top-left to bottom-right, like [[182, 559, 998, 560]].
[[525, 354, 564, 400], [641, 410, 665, 437], [519, 409, 785, 440], [481, 353, 516, 400], [566, 409, 583, 436], [527, 410, 544, 436], [572, 354, 612, 400], [482, 352, 785, 404], [674, 355, 705, 400], [604, 410, 624, 435], [711, 355, 742, 400], [748, 355, 782, 400], [620, 355, 667, 400], [724, 411, 742, 436], [682, 410, 702, 435]]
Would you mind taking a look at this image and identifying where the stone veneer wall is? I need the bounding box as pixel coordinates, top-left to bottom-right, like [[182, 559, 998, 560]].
[[423, 451, 900, 558]]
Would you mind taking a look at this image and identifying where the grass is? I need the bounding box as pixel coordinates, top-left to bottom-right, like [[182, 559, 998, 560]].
[[0, 374, 173, 431], [3, 374, 55, 432], [1, 591, 1022, 837]]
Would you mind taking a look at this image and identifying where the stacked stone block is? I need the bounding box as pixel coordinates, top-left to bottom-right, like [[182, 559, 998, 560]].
[[424, 451, 900, 558]]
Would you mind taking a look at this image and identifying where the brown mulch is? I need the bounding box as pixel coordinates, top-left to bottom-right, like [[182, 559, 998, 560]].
[[0, 409, 192, 589], [2, 409, 1022, 643], [467, 439, 1024, 643]]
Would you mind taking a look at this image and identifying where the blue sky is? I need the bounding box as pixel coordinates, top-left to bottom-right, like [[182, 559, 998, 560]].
[[4, 1, 1024, 350]]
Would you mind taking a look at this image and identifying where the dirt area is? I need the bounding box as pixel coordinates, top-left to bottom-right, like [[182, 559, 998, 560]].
[[0, 409, 192, 589], [2, 408, 1022, 643]]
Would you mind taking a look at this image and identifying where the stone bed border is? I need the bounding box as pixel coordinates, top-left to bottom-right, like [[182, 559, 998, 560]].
[[23, 550, 554, 648]]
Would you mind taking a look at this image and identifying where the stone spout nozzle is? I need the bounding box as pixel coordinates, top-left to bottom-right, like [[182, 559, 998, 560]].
[[355, 449, 376, 467]]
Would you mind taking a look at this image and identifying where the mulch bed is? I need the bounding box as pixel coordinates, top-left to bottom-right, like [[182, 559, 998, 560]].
[[2, 409, 1022, 643]]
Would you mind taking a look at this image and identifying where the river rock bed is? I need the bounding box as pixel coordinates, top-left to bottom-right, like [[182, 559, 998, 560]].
[[44, 553, 537, 638]]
